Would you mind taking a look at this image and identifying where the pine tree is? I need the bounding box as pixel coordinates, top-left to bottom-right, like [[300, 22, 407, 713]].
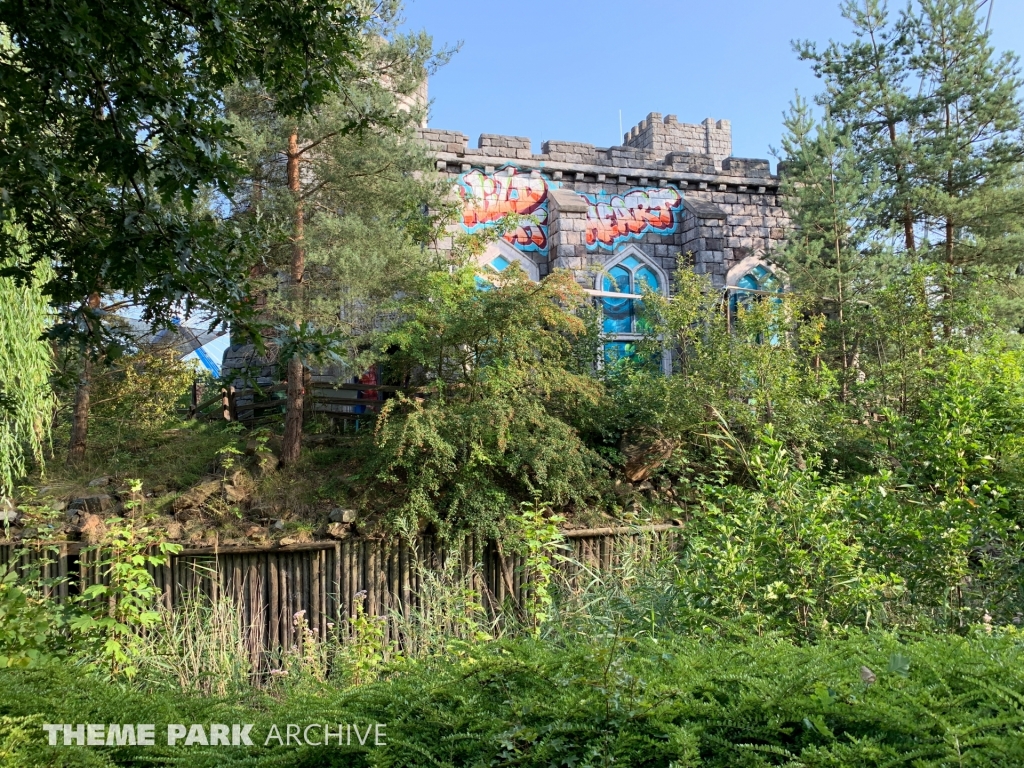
[[230, 12, 451, 465], [909, 0, 1024, 334], [777, 98, 890, 400], [797, 0, 1024, 335], [797, 0, 921, 255]]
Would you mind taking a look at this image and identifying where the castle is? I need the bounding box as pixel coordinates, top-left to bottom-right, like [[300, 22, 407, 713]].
[[222, 112, 789, 387], [417, 112, 788, 358]]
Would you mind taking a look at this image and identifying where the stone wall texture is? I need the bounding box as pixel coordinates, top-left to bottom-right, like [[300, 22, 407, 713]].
[[423, 111, 789, 291], [222, 112, 790, 383]]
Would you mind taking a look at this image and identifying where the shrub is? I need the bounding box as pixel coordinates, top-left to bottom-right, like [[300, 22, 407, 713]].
[[367, 267, 609, 536], [4, 632, 1024, 766]]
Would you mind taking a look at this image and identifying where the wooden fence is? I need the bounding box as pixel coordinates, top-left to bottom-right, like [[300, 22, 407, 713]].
[[188, 381, 401, 426], [1, 525, 681, 665]]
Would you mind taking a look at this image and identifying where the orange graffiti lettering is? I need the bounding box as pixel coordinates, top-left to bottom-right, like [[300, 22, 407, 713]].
[[458, 168, 549, 251], [585, 188, 682, 249]]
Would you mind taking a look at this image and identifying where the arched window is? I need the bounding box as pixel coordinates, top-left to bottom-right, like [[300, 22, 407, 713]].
[[474, 242, 539, 290], [595, 247, 667, 366], [601, 255, 661, 334], [729, 262, 782, 317], [725, 258, 785, 344]]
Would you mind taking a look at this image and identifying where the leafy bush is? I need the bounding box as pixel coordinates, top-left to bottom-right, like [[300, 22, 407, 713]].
[[675, 430, 899, 637], [4, 632, 1024, 766], [90, 346, 198, 434], [883, 345, 1024, 502], [609, 266, 844, 484], [367, 267, 609, 536], [0, 567, 67, 669]]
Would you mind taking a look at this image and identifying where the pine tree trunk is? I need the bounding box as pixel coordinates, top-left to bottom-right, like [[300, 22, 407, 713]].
[[67, 356, 91, 465], [281, 131, 305, 466], [67, 292, 101, 465]]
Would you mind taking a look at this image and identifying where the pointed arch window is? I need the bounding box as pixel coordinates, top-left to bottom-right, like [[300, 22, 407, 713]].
[[601, 254, 661, 335], [726, 261, 784, 344], [728, 263, 782, 316], [474, 243, 539, 290], [594, 249, 667, 367]]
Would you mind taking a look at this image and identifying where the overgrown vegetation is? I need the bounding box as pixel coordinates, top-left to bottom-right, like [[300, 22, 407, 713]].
[[2, 0, 1024, 764]]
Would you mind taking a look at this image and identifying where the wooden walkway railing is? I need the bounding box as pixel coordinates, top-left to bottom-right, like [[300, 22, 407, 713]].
[[188, 382, 402, 425], [1, 525, 682, 662]]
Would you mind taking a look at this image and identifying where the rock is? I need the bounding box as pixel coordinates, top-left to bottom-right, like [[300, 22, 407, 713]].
[[224, 483, 248, 504], [280, 531, 312, 546], [0, 498, 18, 526], [256, 451, 280, 476], [328, 508, 358, 524], [271, 519, 286, 532], [244, 525, 268, 540], [165, 522, 184, 540], [621, 433, 676, 483], [50, 500, 67, 512], [87, 476, 111, 487], [612, 479, 634, 497], [76, 513, 107, 544], [172, 480, 221, 513], [69, 494, 113, 514], [326, 523, 351, 540]]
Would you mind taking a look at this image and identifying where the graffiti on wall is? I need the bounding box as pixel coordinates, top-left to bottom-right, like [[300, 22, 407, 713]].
[[456, 169, 684, 255], [582, 187, 683, 250], [457, 167, 549, 252]]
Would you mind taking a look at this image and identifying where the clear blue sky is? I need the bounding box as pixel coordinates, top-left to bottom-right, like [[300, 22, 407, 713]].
[[400, 0, 1024, 169]]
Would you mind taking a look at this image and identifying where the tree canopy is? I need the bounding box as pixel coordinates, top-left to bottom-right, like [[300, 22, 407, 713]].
[[0, 0, 371, 343]]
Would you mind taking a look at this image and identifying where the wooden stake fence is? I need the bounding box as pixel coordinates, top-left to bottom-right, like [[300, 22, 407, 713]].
[[1, 525, 681, 664]]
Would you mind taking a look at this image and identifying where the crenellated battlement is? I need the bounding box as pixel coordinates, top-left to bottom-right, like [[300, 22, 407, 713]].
[[417, 111, 751, 180], [623, 113, 732, 161]]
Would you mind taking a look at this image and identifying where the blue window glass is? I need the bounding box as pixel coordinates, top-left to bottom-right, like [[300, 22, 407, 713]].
[[730, 265, 782, 315], [729, 264, 784, 344], [602, 265, 633, 334], [604, 341, 637, 365], [636, 267, 659, 292], [600, 258, 663, 336], [490, 255, 512, 272]]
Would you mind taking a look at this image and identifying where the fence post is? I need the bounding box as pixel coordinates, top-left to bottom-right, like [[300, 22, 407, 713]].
[[222, 385, 237, 422]]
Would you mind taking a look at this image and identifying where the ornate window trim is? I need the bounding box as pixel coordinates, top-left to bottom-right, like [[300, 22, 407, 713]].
[[593, 245, 670, 372], [475, 239, 541, 282]]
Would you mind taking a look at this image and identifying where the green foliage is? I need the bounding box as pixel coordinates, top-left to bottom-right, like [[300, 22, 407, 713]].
[[69, 508, 182, 679], [796, 0, 1024, 333], [883, 346, 1024, 500], [0, 231, 53, 496], [6, 633, 1024, 766], [0, 0, 374, 345], [612, 266, 839, 480], [0, 566, 67, 669], [677, 430, 899, 637], [368, 267, 609, 536], [506, 503, 567, 633], [89, 347, 198, 435]]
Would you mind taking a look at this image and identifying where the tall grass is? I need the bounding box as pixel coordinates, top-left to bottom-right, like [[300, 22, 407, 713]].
[[135, 595, 253, 696], [120, 531, 681, 693]]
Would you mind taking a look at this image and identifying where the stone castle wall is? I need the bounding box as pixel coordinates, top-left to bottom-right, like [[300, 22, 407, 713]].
[[419, 112, 788, 290], [222, 112, 790, 383]]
